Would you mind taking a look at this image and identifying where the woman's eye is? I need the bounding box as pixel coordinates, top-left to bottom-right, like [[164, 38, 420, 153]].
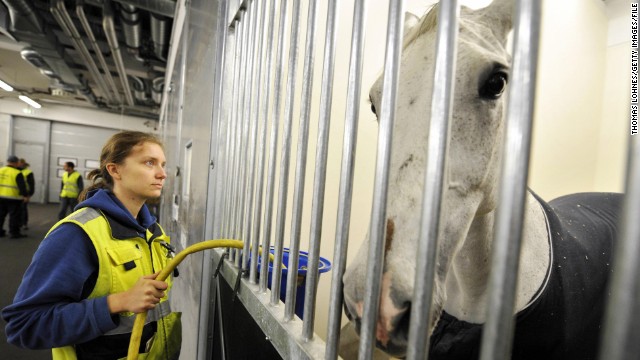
[[479, 72, 508, 100]]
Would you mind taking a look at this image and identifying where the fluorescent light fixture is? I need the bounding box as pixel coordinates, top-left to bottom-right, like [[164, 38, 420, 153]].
[[0, 79, 13, 92], [18, 95, 42, 109]]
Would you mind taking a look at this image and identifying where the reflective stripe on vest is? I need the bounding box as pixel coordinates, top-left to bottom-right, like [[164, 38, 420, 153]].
[[60, 171, 81, 198], [48, 207, 175, 359], [0, 166, 22, 199]]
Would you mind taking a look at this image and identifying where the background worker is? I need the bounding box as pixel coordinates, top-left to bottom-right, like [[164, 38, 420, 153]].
[[18, 158, 35, 231], [58, 161, 83, 219], [0, 155, 29, 238], [2, 131, 181, 359]]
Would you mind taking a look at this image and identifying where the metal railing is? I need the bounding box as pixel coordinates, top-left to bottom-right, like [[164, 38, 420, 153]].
[[205, 0, 638, 359]]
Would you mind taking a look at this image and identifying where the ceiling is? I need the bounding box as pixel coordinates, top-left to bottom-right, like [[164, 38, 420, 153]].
[[0, 0, 176, 119]]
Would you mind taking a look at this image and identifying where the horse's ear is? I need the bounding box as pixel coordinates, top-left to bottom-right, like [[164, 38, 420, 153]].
[[404, 12, 420, 38], [475, 0, 513, 43]]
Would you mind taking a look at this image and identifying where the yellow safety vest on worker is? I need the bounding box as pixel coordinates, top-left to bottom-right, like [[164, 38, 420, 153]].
[[49, 207, 181, 360], [21, 168, 33, 194], [0, 166, 22, 200], [60, 171, 81, 198]]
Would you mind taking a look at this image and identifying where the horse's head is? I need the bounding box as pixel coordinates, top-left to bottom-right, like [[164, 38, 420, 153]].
[[343, 0, 514, 356]]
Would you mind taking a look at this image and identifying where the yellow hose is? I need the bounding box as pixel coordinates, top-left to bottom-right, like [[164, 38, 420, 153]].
[[126, 239, 278, 359]]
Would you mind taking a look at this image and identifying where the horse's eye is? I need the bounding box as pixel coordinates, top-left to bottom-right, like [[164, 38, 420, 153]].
[[479, 72, 508, 100]]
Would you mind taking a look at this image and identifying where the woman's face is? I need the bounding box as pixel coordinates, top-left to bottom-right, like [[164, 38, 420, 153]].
[[112, 141, 167, 201]]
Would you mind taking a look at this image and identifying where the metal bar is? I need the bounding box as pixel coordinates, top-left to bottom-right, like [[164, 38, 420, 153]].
[[270, 0, 302, 307], [221, 17, 240, 238], [304, 0, 339, 342], [210, 1, 229, 239], [239, 0, 259, 271], [231, 11, 250, 266], [284, 0, 319, 321], [359, 0, 405, 358], [220, 33, 235, 238], [249, 0, 276, 291], [260, 0, 289, 294], [235, 7, 252, 244], [325, 0, 368, 357], [406, 1, 459, 359], [225, 14, 245, 246], [249, 0, 270, 284], [221, 20, 240, 238], [479, 1, 542, 359], [201, 1, 231, 358], [598, 138, 640, 359]]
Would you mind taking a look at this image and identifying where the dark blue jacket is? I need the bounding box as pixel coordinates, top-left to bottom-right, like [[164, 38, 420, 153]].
[[1, 189, 158, 350]]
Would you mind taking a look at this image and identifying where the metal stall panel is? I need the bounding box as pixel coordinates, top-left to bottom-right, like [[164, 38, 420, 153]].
[[161, 1, 632, 360], [159, 0, 226, 358]]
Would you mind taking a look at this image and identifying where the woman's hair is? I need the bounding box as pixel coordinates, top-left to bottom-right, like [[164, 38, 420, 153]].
[[78, 131, 163, 201]]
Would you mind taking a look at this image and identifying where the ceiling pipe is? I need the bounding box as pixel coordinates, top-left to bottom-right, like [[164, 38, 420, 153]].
[[150, 13, 168, 61], [103, 0, 134, 106], [2, 0, 43, 33], [85, 0, 175, 18], [50, 0, 115, 103], [76, 0, 121, 104], [119, 4, 142, 53], [130, 75, 146, 102], [151, 76, 163, 104]]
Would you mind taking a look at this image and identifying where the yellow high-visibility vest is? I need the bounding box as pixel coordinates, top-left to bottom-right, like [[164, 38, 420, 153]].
[[49, 207, 181, 360], [60, 171, 81, 198], [0, 166, 22, 200]]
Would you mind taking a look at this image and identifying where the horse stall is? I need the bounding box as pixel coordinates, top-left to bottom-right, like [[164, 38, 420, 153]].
[[157, 0, 635, 359]]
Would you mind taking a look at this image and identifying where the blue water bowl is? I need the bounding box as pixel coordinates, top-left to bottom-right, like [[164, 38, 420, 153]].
[[259, 247, 331, 319]]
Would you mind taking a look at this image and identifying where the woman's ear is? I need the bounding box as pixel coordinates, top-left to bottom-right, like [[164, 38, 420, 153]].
[[105, 163, 120, 180]]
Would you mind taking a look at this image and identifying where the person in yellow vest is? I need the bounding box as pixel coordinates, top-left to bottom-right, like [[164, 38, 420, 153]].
[[58, 161, 84, 220], [18, 158, 35, 231], [2, 131, 181, 359], [0, 155, 29, 238]]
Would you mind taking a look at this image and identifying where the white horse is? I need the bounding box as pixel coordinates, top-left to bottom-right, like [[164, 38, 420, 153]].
[[342, 0, 623, 359]]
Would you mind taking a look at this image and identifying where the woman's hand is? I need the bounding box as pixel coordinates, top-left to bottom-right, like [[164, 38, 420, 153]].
[[107, 272, 168, 314]]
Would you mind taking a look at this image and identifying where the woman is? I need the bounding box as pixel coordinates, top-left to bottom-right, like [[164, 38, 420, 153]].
[[2, 131, 181, 359]]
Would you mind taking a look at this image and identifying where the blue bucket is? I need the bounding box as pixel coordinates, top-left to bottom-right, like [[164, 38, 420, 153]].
[[259, 248, 331, 319]]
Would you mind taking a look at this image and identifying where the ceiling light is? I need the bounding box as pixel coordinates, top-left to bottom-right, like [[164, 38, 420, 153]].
[[0, 79, 13, 92], [18, 95, 42, 109]]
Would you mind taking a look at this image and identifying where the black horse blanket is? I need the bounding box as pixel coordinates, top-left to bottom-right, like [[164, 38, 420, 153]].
[[429, 192, 624, 360]]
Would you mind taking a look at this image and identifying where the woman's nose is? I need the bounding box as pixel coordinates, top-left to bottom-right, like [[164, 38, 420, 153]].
[[158, 166, 167, 179]]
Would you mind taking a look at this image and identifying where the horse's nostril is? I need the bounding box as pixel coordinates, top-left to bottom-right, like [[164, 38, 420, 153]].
[[355, 318, 362, 334], [396, 302, 412, 337]]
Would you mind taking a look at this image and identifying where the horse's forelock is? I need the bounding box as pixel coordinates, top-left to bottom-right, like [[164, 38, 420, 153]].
[[403, 0, 513, 50], [402, 4, 438, 50]]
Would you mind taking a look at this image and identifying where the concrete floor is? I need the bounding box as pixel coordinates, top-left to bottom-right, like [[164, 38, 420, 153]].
[[1, 203, 59, 360]]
